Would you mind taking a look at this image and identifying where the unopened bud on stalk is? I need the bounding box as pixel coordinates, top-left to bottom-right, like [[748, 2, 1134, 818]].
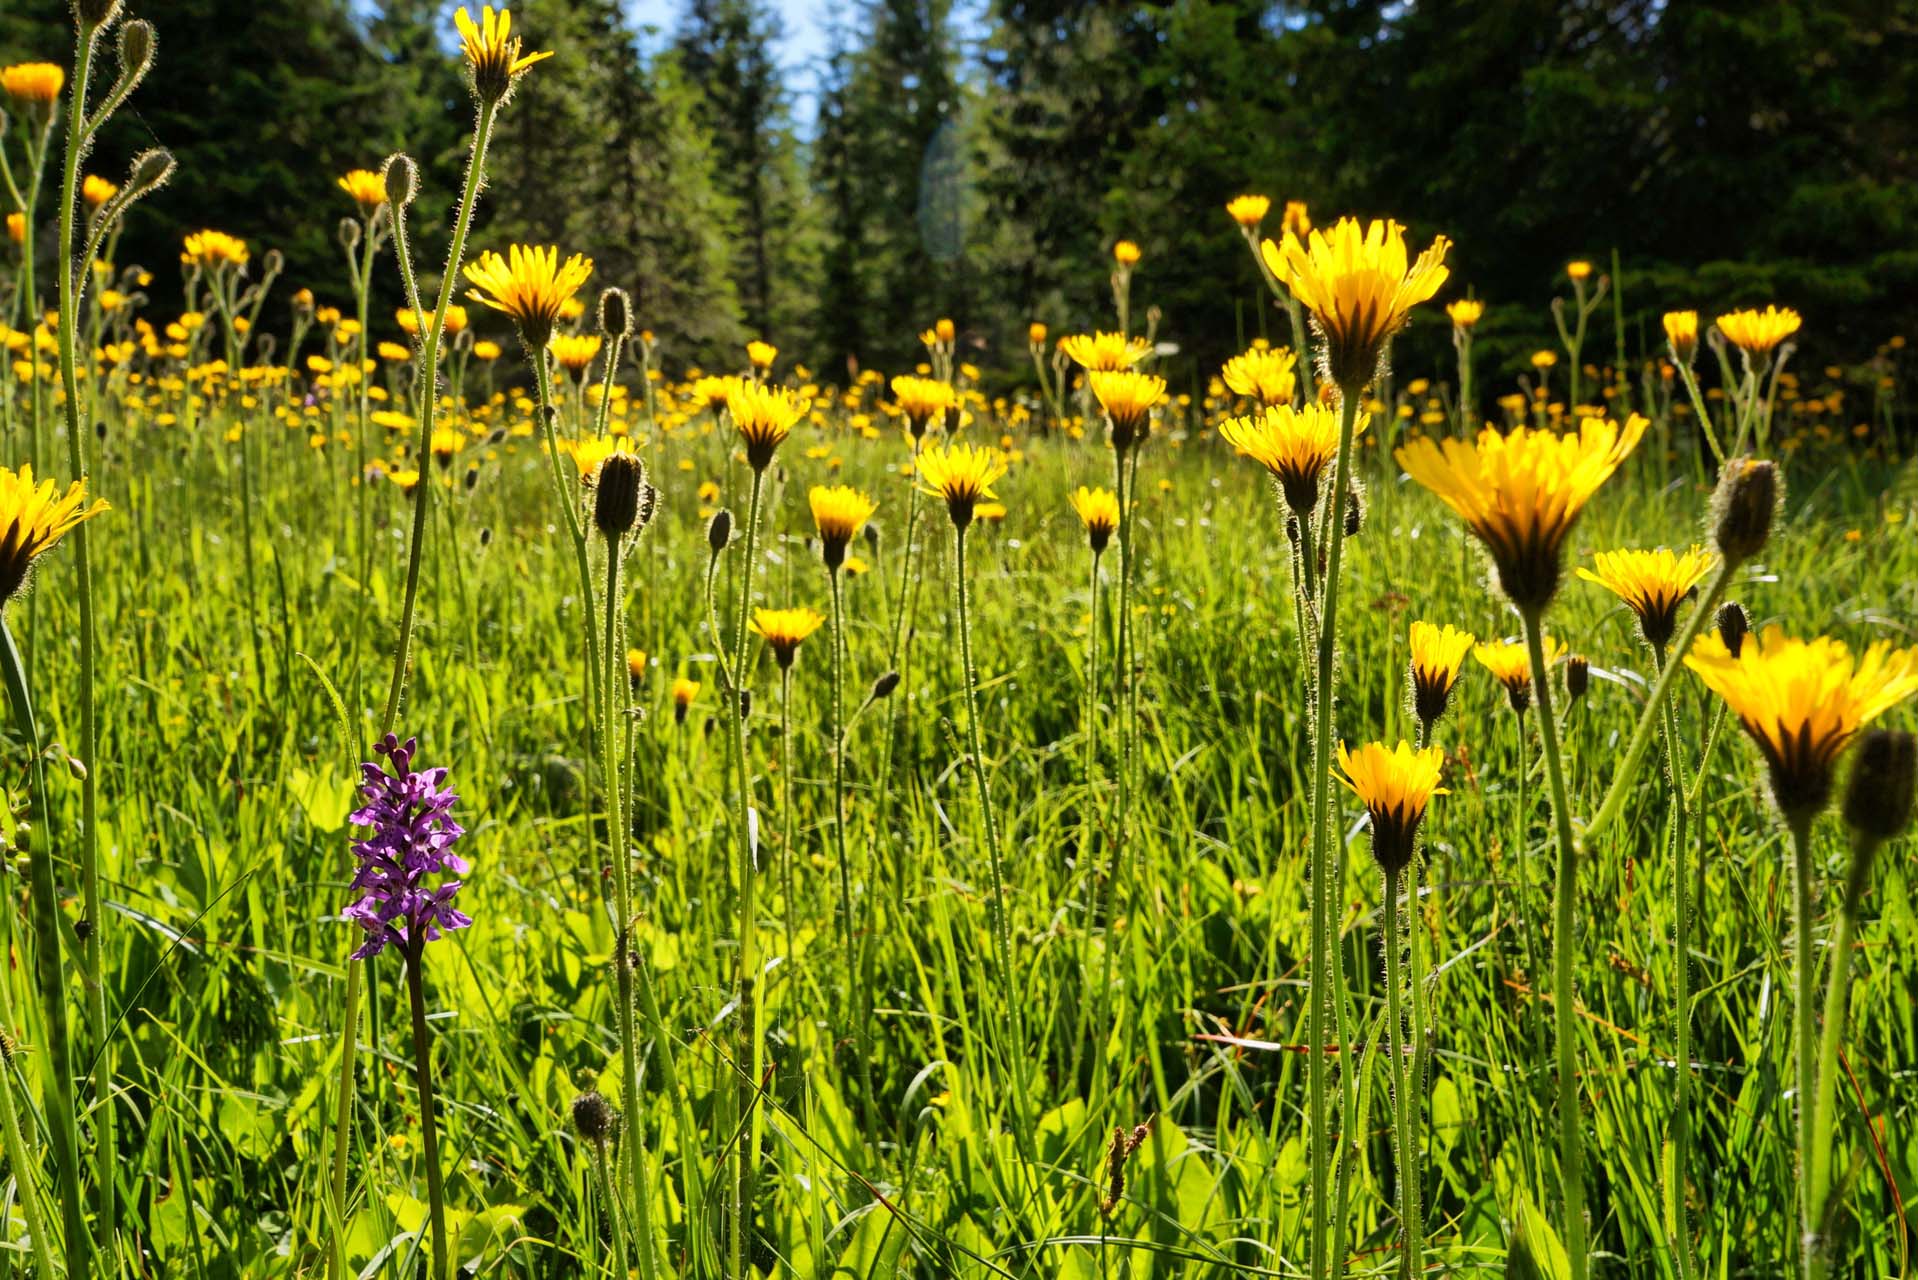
[[598, 287, 633, 340], [707, 508, 733, 553], [1343, 486, 1363, 538], [1712, 458, 1778, 565], [126, 148, 175, 198], [570, 1091, 617, 1144], [872, 670, 900, 700], [592, 453, 646, 538], [1844, 729, 1916, 844], [1716, 602, 1749, 658], [1566, 655, 1589, 703], [338, 218, 362, 252], [381, 153, 419, 208], [116, 20, 155, 77], [75, 0, 125, 30]]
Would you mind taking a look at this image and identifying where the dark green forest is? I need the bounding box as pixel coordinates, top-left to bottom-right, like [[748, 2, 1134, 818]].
[[6, 0, 1916, 383]]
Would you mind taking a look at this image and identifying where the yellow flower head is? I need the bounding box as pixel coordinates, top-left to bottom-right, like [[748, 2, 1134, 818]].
[[1068, 484, 1120, 554], [1409, 621, 1475, 727], [568, 433, 618, 480], [1261, 217, 1451, 386], [726, 380, 807, 470], [1716, 306, 1801, 357], [443, 305, 469, 335], [1281, 201, 1311, 238], [463, 244, 593, 343], [430, 426, 464, 462], [1027, 321, 1048, 346], [1113, 239, 1142, 267], [1576, 545, 1715, 649], [1, 63, 64, 108], [1685, 626, 1918, 819], [337, 169, 388, 212], [890, 374, 956, 436], [1337, 740, 1446, 874], [1445, 298, 1484, 330], [0, 464, 109, 603], [454, 5, 552, 103], [1663, 310, 1699, 364], [934, 317, 956, 343], [1566, 260, 1594, 282], [1396, 416, 1647, 613], [626, 648, 648, 681], [1225, 194, 1270, 228], [182, 230, 250, 269], [810, 484, 877, 567], [549, 332, 602, 376], [6, 213, 23, 245], [1530, 349, 1558, 370], [749, 606, 825, 668], [746, 339, 777, 369], [1088, 369, 1166, 449], [917, 441, 1007, 529], [82, 175, 118, 208], [1474, 634, 1564, 711], [378, 340, 413, 362], [1221, 345, 1299, 407], [1220, 401, 1367, 517], [671, 676, 700, 721], [1059, 331, 1151, 372]]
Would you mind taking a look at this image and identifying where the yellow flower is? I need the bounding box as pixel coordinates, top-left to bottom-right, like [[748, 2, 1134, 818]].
[[1261, 217, 1451, 386], [934, 318, 956, 343], [1663, 310, 1699, 364], [1576, 545, 1715, 649], [810, 484, 877, 568], [549, 333, 602, 376], [1396, 416, 1647, 612], [890, 374, 955, 437], [1088, 370, 1166, 449], [182, 230, 250, 269], [1059, 331, 1151, 372], [1445, 298, 1484, 330], [1685, 626, 1918, 818], [1566, 260, 1594, 282], [377, 341, 412, 362], [0, 464, 109, 603], [1221, 345, 1299, 407], [745, 339, 777, 370], [1281, 201, 1311, 239], [1531, 350, 1558, 370], [749, 606, 825, 668], [1067, 485, 1120, 554], [472, 339, 502, 361], [1336, 741, 1446, 874], [1225, 194, 1270, 228], [1113, 239, 1142, 267], [1027, 322, 1048, 346], [626, 649, 648, 681], [1716, 306, 1801, 356], [463, 244, 593, 342], [430, 426, 464, 463], [443, 305, 468, 335], [916, 441, 1007, 528], [726, 380, 807, 470], [6, 213, 22, 245], [454, 5, 552, 103], [337, 169, 388, 212], [1409, 621, 1475, 727], [671, 676, 700, 722], [81, 175, 118, 208], [1474, 634, 1565, 711], [1219, 401, 1366, 517], [1, 63, 64, 108]]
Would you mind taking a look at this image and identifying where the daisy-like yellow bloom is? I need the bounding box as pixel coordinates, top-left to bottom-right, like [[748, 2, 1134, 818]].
[[82, 175, 118, 208], [1445, 298, 1484, 330], [626, 649, 648, 682], [443, 305, 469, 335], [182, 230, 250, 269], [463, 244, 593, 344], [1068, 485, 1120, 554], [454, 5, 552, 103], [1220, 401, 1367, 517], [1396, 415, 1648, 612], [1337, 741, 1446, 873], [1225, 194, 1270, 228], [917, 441, 1007, 529], [337, 169, 388, 212], [6, 213, 23, 245], [890, 374, 956, 438], [0, 464, 109, 603], [745, 339, 777, 370], [1566, 260, 1593, 282], [568, 434, 618, 481], [1, 63, 63, 108], [430, 426, 464, 464], [749, 606, 825, 669], [1474, 634, 1565, 712], [1409, 621, 1475, 728], [472, 339, 502, 361], [1577, 545, 1715, 649], [377, 340, 413, 362], [396, 308, 424, 335], [726, 380, 807, 470], [549, 333, 602, 377], [672, 676, 700, 723], [1261, 217, 1451, 387], [1027, 322, 1047, 346], [1088, 369, 1166, 450], [1113, 239, 1141, 267], [1221, 345, 1298, 407], [1686, 626, 1918, 818], [1716, 306, 1801, 357], [1281, 200, 1311, 239], [810, 484, 877, 569], [1530, 350, 1558, 370], [934, 317, 956, 344], [1663, 310, 1698, 364], [1058, 331, 1151, 372]]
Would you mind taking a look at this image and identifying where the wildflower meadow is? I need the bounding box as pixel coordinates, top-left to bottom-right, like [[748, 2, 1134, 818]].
[[2, 0, 1917, 1276]]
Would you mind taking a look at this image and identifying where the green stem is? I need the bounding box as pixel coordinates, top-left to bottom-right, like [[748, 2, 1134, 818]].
[[403, 941, 449, 1280], [0, 1031, 57, 1280], [1656, 644, 1697, 1280], [1093, 442, 1133, 1116], [1788, 814, 1817, 1279], [1807, 833, 1874, 1280], [827, 566, 878, 1148], [1384, 864, 1421, 1278], [1522, 610, 1585, 1280], [726, 470, 766, 1280]]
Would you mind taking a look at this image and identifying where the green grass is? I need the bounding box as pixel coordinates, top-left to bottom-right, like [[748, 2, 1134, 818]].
[[3, 371, 1916, 1279]]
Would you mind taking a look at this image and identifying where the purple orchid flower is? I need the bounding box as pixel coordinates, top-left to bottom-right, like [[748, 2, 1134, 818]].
[[343, 733, 470, 959]]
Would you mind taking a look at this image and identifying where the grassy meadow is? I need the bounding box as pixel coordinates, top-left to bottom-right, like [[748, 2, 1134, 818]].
[[4, 6, 1918, 1280]]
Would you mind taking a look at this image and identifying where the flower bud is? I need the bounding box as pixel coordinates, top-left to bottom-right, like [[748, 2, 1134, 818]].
[[75, 0, 125, 29], [570, 1091, 617, 1144], [592, 454, 646, 538], [1844, 729, 1916, 844], [872, 670, 900, 700], [338, 217, 362, 252], [1712, 457, 1778, 565], [126, 148, 175, 198], [598, 287, 633, 340], [1566, 655, 1588, 703], [1716, 601, 1749, 658], [707, 508, 733, 553], [1343, 486, 1363, 538], [116, 20, 154, 76], [381, 153, 419, 208]]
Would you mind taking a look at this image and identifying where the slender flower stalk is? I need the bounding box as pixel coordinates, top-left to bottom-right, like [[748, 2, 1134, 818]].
[[1551, 261, 1607, 409], [1447, 299, 1483, 429]]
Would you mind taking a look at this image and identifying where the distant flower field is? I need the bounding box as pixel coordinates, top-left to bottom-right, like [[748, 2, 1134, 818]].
[[2, 5, 1917, 1278]]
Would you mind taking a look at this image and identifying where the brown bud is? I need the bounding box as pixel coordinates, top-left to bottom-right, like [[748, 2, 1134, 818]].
[[1844, 729, 1916, 843], [1712, 457, 1778, 565], [1716, 602, 1749, 658]]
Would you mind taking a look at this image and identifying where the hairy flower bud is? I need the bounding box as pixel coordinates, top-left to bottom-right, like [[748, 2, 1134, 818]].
[[381, 153, 419, 208], [126, 148, 175, 198], [1565, 655, 1589, 703], [75, 0, 125, 28], [570, 1091, 618, 1144], [1844, 729, 1916, 844], [116, 20, 154, 75], [1716, 601, 1749, 659], [872, 670, 900, 701], [592, 454, 646, 539], [707, 508, 733, 553], [598, 287, 633, 340], [1712, 458, 1778, 565]]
